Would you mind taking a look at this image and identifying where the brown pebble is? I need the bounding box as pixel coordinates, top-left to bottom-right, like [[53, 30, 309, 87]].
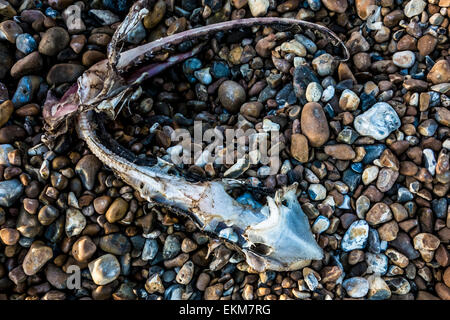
[[290, 133, 309, 163], [324, 144, 355, 160], [72, 235, 97, 262], [0, 228, 20, 245], [105, 198, 129, 223], [300, 102, 329, 147]]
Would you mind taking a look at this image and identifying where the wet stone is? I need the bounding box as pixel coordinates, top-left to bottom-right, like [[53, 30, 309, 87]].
[[341, 220, 369, 252], [16, 33, 37, 55], [0, 179, 23, 207], [163, 235, 181, 260], [46, 63, 85, 86], [39, 27, 70, 56], [311, 215, 330, 233], [376, 168, 399, 192], [290, 133, 309, 163], [88, 254, 121, 285], [99, 233, 132, 255], [75, 155, 102, 190], [301, 102, 329, 147], [38, 205, 60, 226], [367, 275, 391, 300], [343, 277, 369, 298], [342, 169, 361, 192], [365, 253, 388, 275], [22, 242, 53, 276], [0, 20, 23, 43], [218, 81, 246, 113], [0, 228, 20, 246], [72, 235, 97, 262], [390, 232, 420, 260], [105, 198, 129, 223], [65, 208, 86, 237]]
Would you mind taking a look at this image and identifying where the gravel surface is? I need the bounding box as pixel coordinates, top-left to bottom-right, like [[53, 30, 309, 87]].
[[0, 0, 449, 300]]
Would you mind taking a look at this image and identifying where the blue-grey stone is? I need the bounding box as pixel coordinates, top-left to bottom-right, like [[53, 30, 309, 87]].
[[89, 9, 120, 25], [211, 61, 230, 79], [16, 33, 37, 55], [164, 284, 183, 300], [162, 270, 176, 282], [294, 34, 317, 53], [338, 195, 352, 209], [324, 103, 335, 118], [360, 92, 377, 111], [45, 7, 60, 18], [219, 227, 238, 243], [0, 179, 23, 207], [307, 0, 321, 10], [337, 126, 359, 144], [126, 21, 146, 44], [354, 102, 401, 140], [336, 79, 353, 91], [103, 0, 129, 13], [276, 83, 297, 106], [351, 162, 363, 173], [12, 76, 42, 107], [182, 0, 199, 11], [343, 277, 369, 298], [162, 235, 180, 260], [397, 187, 414, 202], [312, 215, 330, 234], [293, 64, 319, 102], [342, 169, 361, 192], [183, 58, 202, 83], [341, 220, 369, 252], [130, 235, 146, 251], [142, 239, 159, 261], [432, 198, 447, 219], [258, 85, 277, 102], [194, 68, 212, 85], [429, 91, 441, 107], [365, 252, 388, 275], [0, 144, 14, 166], [368, 228, 381, 253], [362, 144, 386, 164]]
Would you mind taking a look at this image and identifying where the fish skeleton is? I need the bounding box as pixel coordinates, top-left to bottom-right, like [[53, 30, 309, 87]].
[[43, 0, 349, 272]]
